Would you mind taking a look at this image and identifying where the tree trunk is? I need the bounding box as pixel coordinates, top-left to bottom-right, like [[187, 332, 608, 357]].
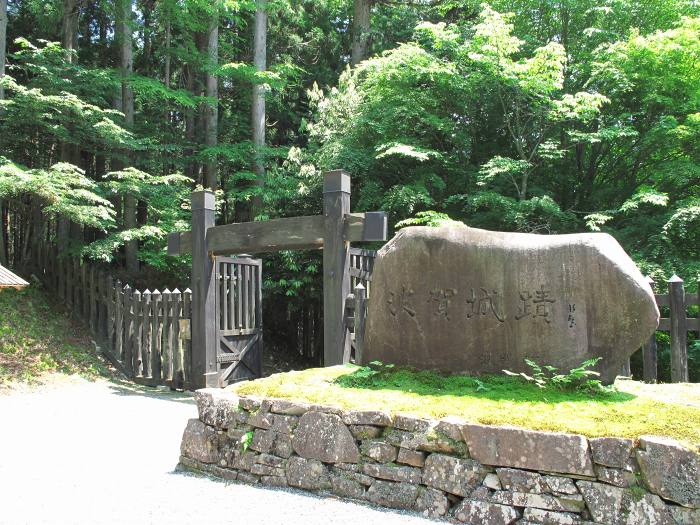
[[117, 0, 138, 274], [0, 0, 7, 102], [351, 0, 371, 66], [62, 0, 81, 63], [164, 20, 171, 88], [251, 0, 267, 216], [204, 10, 218, 190]]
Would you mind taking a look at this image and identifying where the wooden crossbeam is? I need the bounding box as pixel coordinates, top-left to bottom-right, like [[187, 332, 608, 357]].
[[167, 211, 387, 256]]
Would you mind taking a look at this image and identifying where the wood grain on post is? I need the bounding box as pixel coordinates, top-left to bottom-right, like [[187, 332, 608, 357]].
[[106, 275, 114, 345], [142, 289, 152, 378], [151, 289, 162, 381], [642, 276, 658, 383], [255, 263, 263, 377], [132, 289, 143, 376], [191, 191, 218, 389], [668, 275, 689, 382], [115, 280, 124, 362], [354, 283, 367, 365], [183, 288, 192, 388], [323, 170, 351, 366], [171, 289, 181, 386], [123, 284, 133, 375]]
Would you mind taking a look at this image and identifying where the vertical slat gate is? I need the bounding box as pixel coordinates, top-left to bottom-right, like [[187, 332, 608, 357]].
[[214, 256, 263, 386]]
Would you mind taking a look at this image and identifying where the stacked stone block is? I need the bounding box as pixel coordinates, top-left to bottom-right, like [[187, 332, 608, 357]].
[[180, 389, 700, 524]]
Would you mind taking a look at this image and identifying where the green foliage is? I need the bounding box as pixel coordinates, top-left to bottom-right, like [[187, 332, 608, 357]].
[[233, 365, 700, 444], [0, 286, 110, 387], [240, 430, 253, 452], [395, 211, 457, 229], [503, 358, 615, 395]]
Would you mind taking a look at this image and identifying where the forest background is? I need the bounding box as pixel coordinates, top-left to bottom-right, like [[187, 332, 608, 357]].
[[0, 0, 699, 377]]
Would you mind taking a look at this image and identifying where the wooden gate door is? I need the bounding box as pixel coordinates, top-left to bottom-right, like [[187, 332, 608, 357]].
[[215, 256, 263, 386]]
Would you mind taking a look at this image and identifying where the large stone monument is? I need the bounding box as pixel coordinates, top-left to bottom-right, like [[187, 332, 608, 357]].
[[363, 225, 659, 383]]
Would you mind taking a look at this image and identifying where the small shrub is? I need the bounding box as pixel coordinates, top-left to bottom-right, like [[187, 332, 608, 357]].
[[504, 357, 615, 395]]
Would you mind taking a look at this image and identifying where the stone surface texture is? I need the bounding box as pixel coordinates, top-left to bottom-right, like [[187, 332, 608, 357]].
[[179, 393, 698, 524], [636, 435, 700, 508], [363, 225, 659, 383], [464, 424, 595, 476]]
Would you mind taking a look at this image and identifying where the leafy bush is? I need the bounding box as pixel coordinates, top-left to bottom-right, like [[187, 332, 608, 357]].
[[504, 358, 615, 395]]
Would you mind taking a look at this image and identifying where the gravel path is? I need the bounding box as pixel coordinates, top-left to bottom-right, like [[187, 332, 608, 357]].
[[0, 378, 437, 525]]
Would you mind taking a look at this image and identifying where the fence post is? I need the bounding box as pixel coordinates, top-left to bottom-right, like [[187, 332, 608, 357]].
[[190, 191, 218, 389], [668, 274, 688, 383], [354, 283, 367, 365], [642, 276, 658, 383], [323, 170, 351, 366]]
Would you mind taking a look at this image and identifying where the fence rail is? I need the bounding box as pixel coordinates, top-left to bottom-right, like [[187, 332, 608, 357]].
[[32, 242, 193, 389]]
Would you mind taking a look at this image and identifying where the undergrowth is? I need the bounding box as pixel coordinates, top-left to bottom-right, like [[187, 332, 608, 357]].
[[231, 365, 700, 446], [0, 285, 109, 389]]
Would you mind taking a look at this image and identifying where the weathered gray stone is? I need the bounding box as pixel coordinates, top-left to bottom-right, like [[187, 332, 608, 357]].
[[255, 453, 286, 468], [484, 473, 503, 490], [250, 463, 286, 477], [292, 411, 360, 464], [271, 433, 293, 458], [247, 408, 273, 430], [239, 396, 261, 411], [436, 417, 467, 442], [497, 468, 548, 493], [397, 447, 427, 467], [195, 389, 240, 429], [270, 399, 309, 415], [269, 414, 298, 434], [595, 465, 636, 488], [471, 486, 493, 501], [286, 457, 331, 490], [577, 480, 675, 525], [415, 487, 450, 518], [544, 476, 579, 495], [261, 475, 288, 488], [237, 471, 260, 484], [464, 424, 595, 477], [522, 508, 580, 525], [180, 419, 220, 464], [385, 427, 467, 455], [341, 410, 392, 426], [491, 491, 584, 513], [229, 450, 257, 471], [589, 437, 634, 468], [332, 465, 374, 486], [360, 440, 398, 463], [636, 436, 700, 508], [349, 425, 383, 440], [394, 414, 433, 432], [423, 453, 486, 496], [366, 480, 419, 510], [250, 429, 275, 454], [669, 506, 700, 525], [179, 455, 239, 481], [362, 463, 423, 484], [453, 499, 520, 524], [363, 225, 659, 384], [330, 473, 366, 499]]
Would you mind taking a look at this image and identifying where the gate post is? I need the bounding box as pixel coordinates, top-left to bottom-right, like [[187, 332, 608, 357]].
[[191, 190, 218, 389], [323, 170, 351, 366]]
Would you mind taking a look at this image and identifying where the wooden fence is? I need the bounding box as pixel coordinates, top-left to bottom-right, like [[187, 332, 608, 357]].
[[32, 242, 193, 389], [639, 275, 697, 383]]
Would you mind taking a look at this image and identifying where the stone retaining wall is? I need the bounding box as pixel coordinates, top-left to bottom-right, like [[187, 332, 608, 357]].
[[179, 389, 700, 525]]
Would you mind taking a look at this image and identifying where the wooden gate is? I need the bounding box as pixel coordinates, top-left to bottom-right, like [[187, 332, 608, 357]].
[[215, 256, 263, 386]]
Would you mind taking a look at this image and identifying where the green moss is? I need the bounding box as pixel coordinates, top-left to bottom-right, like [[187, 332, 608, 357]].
[[230, 365, 700, 448], [0, 286, 110, 388]]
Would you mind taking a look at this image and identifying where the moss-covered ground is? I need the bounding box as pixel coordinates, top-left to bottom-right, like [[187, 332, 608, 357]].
[[231, 365, 700, 447], [0, 286, 110, 390]]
